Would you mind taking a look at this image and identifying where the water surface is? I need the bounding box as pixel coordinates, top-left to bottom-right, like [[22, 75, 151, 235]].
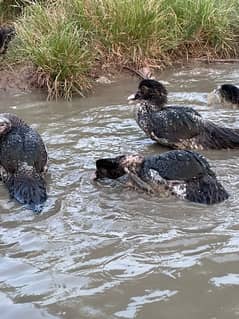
[[1, 63, 239, 319]]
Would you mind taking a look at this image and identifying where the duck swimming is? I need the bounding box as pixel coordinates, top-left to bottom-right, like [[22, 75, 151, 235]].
[[0, 113, 48, 212], [95, 150, 228, 205], [128, 79, 239, 150], [208, 84, 239, 108]]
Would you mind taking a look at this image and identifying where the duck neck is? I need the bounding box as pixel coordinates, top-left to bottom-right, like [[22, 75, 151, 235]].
[[142, 96, 167, 111], [136, 101, 160, 114]]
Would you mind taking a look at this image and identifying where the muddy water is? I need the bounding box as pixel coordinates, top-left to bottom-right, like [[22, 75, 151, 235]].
[[1, 64, 239, 319]]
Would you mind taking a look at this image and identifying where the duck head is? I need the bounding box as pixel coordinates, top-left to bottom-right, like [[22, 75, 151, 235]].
[[208, 84, 239, 107], [220, 84, 239, 105], [128, 79, 168, 107], [0, 116, 12, 135], [95, 155, 126, 179], [95, 154, 144, 180]]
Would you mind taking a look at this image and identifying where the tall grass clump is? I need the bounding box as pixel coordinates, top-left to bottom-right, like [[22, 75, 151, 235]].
[[15, 3, 94, 99], [66, 0, 180, 65], [10, 0, 239, 99], [65, 0, 239, 64], [162, 0, 239, 57]]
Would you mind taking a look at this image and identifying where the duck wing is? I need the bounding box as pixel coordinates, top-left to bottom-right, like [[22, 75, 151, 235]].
[[142, 150, 228, 204], [149, 107, 203, 144], [0, 119, 48, 212], [143, 150, 212, 181], [0, 125, 47, 173]]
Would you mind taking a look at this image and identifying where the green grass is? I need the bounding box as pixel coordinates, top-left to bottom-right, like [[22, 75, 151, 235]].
[[6, 0, 239, 99], [162, 0, 238, 55], [0, 0, 46, 23], [15, 3, 94, 99]]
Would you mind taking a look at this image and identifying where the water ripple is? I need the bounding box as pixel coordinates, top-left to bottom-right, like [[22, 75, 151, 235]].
[[1, 65, 239, 318]]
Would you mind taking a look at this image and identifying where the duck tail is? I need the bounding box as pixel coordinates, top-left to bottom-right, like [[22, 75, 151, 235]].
[[4, 168, 47, 213], [185, 174, 229, 205], [203, 122, 239, 149]]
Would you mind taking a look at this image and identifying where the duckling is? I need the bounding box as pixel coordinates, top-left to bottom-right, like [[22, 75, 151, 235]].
[[94, 150, 229, 205], [128, 79, 239, 150], [0, 26, 15, 54], [208, 84, 239, 108], [0, 113, 48, 212]]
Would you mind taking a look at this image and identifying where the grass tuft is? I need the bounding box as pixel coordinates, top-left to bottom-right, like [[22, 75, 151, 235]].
[[3, 0, 239, 99], [15, 4, 94, 99]]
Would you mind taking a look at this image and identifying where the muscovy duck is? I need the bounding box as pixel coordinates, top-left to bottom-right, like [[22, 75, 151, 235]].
[[0, 113, 48, 212], [128, 79, 239, 149], [95, 150, 229, 205]]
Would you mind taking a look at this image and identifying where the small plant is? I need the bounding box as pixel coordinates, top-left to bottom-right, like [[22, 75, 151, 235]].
[[15, 4, 94, 99], [162, 0, 238, 57]]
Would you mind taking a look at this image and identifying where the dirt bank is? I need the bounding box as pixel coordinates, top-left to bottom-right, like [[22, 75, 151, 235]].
[[0, 59, 238, 97], [0, 64, 33, 93]]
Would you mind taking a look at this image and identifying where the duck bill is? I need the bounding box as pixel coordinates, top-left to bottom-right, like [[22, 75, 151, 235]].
[[127, 93, 136, 101], [128, 93, 140, 104]]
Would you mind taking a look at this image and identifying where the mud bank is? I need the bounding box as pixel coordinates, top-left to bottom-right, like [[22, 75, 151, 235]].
[[0, 64, 33, 93]]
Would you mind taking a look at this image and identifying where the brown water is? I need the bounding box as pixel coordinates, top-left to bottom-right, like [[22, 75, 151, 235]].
[[1, 64, 239, 319]]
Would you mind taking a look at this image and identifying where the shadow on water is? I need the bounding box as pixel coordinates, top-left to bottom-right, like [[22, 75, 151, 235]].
[[1, 64, 239, 319]]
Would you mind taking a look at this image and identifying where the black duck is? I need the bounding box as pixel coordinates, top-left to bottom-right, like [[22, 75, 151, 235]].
[[128, 79, 239, 150], [0, 26, 15, 54], [208, 84, 239, 108], [95, 150, 229, 205], [0, 113, 48, 212]]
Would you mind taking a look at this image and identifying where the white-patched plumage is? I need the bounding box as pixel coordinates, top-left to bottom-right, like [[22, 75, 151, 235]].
[[128, 79, 239, 149], [95, 150, 229, 205], [0, 113, 48, 212]]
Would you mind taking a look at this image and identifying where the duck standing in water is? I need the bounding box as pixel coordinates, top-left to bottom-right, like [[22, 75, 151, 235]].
[[94, 150, 228, 205], [0, 113, 48, 212], [208, 84, 239, 108], [128, 79, 239, 150]]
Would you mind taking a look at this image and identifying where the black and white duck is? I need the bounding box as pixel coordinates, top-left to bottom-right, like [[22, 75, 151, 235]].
[[208, 84, 239, 108], [128, 79, 239, 150], [94, 150, 228, 205], [0, 113, 48, 212]]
